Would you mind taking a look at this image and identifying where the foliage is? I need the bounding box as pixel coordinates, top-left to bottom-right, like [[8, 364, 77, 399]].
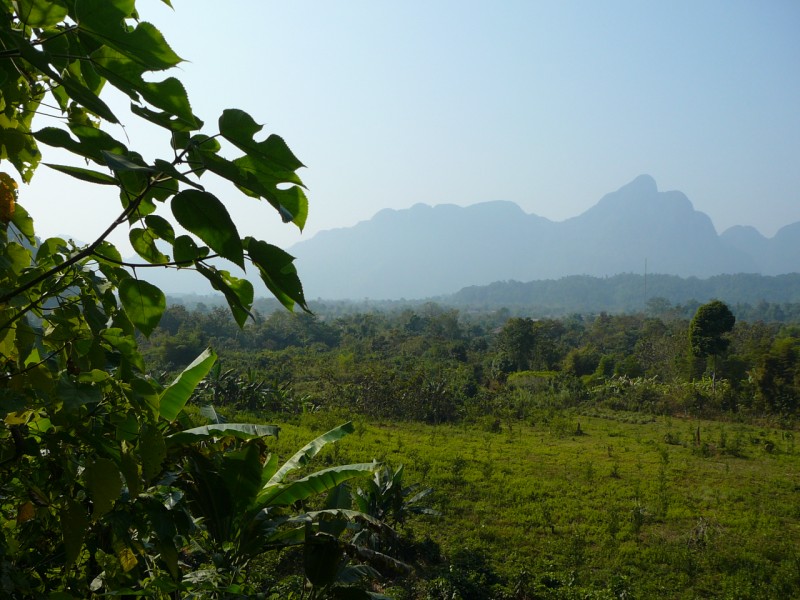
[[139, 302, 800, 424], [270, 415, 800, 599], [353, 464, 439, 554], [689, 300, 736, 378], [0, 1, 406, 597], [447, 273, 800, 317], [753, 334, 800, 416]]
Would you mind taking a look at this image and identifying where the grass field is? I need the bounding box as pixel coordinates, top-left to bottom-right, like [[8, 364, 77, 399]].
[[266, 410, 800, 599]]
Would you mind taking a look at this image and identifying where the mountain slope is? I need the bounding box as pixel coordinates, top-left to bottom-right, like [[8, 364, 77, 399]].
[[290, 175, 789, 299]]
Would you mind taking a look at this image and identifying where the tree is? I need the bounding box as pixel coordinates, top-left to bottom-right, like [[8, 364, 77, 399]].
[[688, 300, 736, 383], [0, 2, 391, 596], [753, 335, 800, 416], [496, 317, 535, 371]]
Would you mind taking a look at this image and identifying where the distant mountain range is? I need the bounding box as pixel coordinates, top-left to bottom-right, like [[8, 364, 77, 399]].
[[443, 273, 800, 315], [288, 175, 800, 300]]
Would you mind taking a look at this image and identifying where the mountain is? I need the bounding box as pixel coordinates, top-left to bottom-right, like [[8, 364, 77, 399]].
[[720, 222, 800, 275], [444, 273, 800, 315], [289, 175, 796, 300]]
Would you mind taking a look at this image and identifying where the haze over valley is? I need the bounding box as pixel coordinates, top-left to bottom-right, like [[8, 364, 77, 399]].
[[143, 175, 800, 302]]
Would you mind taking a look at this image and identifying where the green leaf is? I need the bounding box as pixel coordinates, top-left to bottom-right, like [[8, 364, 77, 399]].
[[245, 237, 307, 312], [10, 203, 34, 243], [166, 423, 280, 447], [85, 458, 122, 519], [61, 499, 89, 568], [118, 278, 165, 336], [3, 242, 30, 276], [43, 163, 117, 185], [304, 531, 342, 587], [92, 240, 123, 264], [144, 215, 175, 244], [218, 109, 262, 144], [114, 411, 139, 442], [13, 36, 119, 123], [91, 47, 198, 128], [15, 0, 69, 27], [216, 152, 307, 229], [288, 509, 384, 530], [172, 234, 204, 265], [171, 190, 243, 268], [153, 159, 204, 191], [270, 182, 309, 228], [33, 127, 84, 154], [195, 264, 252, 327], [100, 327, 139, 364], [0, 125, 42, 183], [219, 110, 304, 170], [159, 348, 217, 422], [267, 422, 355, 487], [220, 443, 263, 513], [259, 463, 377, 508], [102, 150, 154, 173], [75, 0, 183, 71], [131, 103, 200, 133], [140, 423, 166, 482], [130, 227, 169, 264]]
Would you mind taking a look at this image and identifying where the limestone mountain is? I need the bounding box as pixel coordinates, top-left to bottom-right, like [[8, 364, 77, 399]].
[[289, 175, 790, 299]]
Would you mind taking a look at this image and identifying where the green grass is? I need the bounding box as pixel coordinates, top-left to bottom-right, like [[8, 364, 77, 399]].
[[263, 410, 800, 599]]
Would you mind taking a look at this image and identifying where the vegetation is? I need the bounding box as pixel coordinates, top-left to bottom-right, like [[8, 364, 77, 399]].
[[133, 300, 800, 596], [268, 413, 800, 599], [0, 1, 404, 597], [446, 273, 800, 317], [2, 1, 799, 598], [689, 300, 736, 383], [140, 300, 800, 425]]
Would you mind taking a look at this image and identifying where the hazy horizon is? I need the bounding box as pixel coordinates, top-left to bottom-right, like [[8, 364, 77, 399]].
[[19, 1, 800, 256]]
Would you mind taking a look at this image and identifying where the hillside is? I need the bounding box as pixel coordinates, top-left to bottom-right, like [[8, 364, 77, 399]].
[[443, 273, 800, 315], [289, 175, 799, 299]]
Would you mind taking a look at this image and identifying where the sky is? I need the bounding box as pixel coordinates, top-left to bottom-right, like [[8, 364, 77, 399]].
[[22, 0, 800, 255]]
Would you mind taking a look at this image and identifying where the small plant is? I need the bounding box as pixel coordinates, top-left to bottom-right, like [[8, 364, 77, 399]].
[[657, 463, 670, 518], [566, 530, 587, 570], [540, 500, 556, 534], [630, 503, 648, 535], [607, 506, 621, 538], [451, 455, 468, 483], [718, 426, 728, 449], [584, 461, 596, 485]]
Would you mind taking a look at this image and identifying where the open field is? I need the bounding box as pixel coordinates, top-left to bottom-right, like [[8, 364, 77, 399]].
[[268, 410, 800, 599]]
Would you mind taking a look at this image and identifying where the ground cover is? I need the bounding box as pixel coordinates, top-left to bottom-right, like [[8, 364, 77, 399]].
[[266, 410, 800, 598]]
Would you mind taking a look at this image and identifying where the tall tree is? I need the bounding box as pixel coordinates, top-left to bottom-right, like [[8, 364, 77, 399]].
[[688, 300, 736, 383]]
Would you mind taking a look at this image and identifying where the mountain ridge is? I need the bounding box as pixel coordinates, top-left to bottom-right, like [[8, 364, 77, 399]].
[[288, 175, 798, 299]]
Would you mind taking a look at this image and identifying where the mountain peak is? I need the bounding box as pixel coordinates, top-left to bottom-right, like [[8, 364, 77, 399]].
[[285, 177, 798, 299], [620, 174, 658, 195]]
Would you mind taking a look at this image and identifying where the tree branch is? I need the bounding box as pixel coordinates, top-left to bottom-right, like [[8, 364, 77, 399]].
[[0, 153, 191, 304]]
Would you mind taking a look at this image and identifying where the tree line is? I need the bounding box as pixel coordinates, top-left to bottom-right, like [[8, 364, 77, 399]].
[[140, 300, 800, 425]]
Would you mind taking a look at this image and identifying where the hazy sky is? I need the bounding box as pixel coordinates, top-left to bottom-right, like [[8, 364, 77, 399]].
[[22, 0, 800, 254]]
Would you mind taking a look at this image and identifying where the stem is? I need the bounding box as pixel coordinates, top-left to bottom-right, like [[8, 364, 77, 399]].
[[0, 150, 191, 304], [0, 273, 78, 333], [91, 251, 219, 269], [0, 341, 70, 381]]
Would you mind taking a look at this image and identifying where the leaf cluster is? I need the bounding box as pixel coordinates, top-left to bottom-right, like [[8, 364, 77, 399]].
[[0, 1, 402, 597]]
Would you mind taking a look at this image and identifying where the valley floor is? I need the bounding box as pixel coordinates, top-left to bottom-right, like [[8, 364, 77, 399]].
[[270, 411, 800, 599]]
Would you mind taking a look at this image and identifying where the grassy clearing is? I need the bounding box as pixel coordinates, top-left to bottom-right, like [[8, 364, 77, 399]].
[[265, 410, 800, 598]]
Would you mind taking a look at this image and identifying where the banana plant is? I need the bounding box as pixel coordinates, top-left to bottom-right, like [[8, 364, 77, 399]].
[[170, 420, 385, 594], [353, 464, 439, 553]]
